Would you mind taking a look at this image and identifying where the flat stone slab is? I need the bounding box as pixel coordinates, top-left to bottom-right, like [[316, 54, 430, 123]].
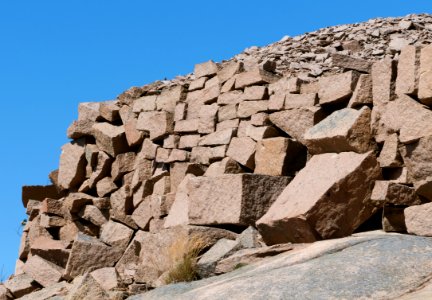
[[127, 232, 432, 300]]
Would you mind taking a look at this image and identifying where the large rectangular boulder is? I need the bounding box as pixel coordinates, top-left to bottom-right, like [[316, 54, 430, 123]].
[[188, 174, 291, 226], [137, 111, 173, 141], [58, 142, 86, 190], [92, 123, 128, 157], [318, 71, 359, 105], [418, 45, 432, 105], [256, 151, 381, 245]]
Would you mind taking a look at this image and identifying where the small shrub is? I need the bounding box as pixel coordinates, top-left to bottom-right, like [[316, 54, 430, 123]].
[[164, 236, 208, 284]]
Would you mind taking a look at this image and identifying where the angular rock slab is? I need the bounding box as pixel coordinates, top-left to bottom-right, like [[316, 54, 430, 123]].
[[64, 233, 123, 279], [257, 151, 381, 244], [303, 107, 373, 154], [128, 232, 432, 300], [269, 107, 326, 144], [188, 174, 291, 226], [405, 203, 432, 236], [58, 142, 86, 190]]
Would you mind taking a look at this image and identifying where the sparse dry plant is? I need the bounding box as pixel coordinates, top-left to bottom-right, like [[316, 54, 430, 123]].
[[164, 236, 208, 284]]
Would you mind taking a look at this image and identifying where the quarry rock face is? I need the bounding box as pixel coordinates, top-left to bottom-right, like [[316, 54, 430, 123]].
[[10, 13, 432, 300]]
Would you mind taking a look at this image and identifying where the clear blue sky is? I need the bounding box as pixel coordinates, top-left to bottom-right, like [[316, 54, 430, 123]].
[[0, 0, 430, 279]]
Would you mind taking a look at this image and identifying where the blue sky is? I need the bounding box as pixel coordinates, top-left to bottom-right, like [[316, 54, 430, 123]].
[[0, 0, 430, 279]]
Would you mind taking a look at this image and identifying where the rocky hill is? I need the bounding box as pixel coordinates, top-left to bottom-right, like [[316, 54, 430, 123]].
[[3, 13, 432, 300]]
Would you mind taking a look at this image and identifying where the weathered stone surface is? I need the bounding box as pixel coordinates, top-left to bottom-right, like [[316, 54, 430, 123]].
[[372, 57, 396, 105], [58, 142, 86, 190], [242, 86, 268, 101], [400, 136, 432, 200], [189, 77, 207, 91], [217, 61, 243, 83], [111, 152, 136, 181], [204, 157, 243, 177], [188, 174, 290, 226], [199, 128, 235, 146], [178, 135, 200, 149], [374, 94, 432, 144], [237, 100, 268, 118], [284, 93, 317, 109], [78, 102, 101, 122], [92, 123, 128, 157], [257, 151, 381, 244], [226, 137, 256, 169], [137, 111, 173, 141], [18, 281, 70, 300], [40, 214, 66, 228], [217, 90, 243, 105], [164, 174, 195, 228], [3, 274, 37, 298], [157, 85, 186, 113], [348, 74, 373, 107], [396, 46, 419, 96], [201, 85, 220, 104], [198, 104, 218, 134], [418, 45, 432, 105], [23, 255, 64, 287], [304, 107, 372, 154], [64, 233, 123, 279], [254, 137, 303, 176], [167, 149, 189, 163], [140, 139, 159, 160], [99, 100, 120, 123], [30, 236, 70, 268], [245, 125, 279, 141], [197, 238, 241, 278], [90, 267, 119, 291], [132, 197, 153, 230], [78, 205, 108, 226], [22, 185, 63, 208], [62, 192, 94, 213], [133, 95, 157, 112], [268, 76, 300, 95], [370, 181, 420, 206], [67, 119, 94, 139], [96, 177, 118, 197], [331, 53, 372, 73], [88, 151, 112, 188], [67, 273, 110, 300], [235, 69, 280, 89], [378, 133, 403, 167], [319, 71, 359, 105], [270, 107, 326, 144], [195, 60, 218, 78], [174, 119, 199, 133], [405, 203, 432, 236], [100, 221, 134, 251], [131, 233, 432, 300], [174, 102, 187, 121]]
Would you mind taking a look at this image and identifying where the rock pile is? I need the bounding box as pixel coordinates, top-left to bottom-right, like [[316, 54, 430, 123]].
[[3, 13, 432, 300]]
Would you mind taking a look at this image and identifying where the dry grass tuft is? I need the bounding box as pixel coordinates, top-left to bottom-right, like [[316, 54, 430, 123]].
[[164, 236, 208, 284]]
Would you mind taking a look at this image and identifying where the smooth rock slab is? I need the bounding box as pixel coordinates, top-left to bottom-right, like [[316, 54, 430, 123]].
[[188, 174, 291, 226], [257, 151, 381, 244], [58, 142, 86, 190], [127, 232, 432, 300]]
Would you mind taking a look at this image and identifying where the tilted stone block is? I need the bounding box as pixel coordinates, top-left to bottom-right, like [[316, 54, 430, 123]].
[[58, 142, 86, 190], [348, 74, 372, 108], [372, 57, 396, 106], [64, 233, 123, 279], [156, 85, 186, 113], [304, 107, 373, 154], [284, 93, 317, 109], [318, 71, 359, 105], [331, 53, 372, 73], [199, 128, 235, 146], [132, 95, 157, 112], [99, 100, 120, 123], [217, 61, 243, 83], [100, 220, 134, 252], [370, 180, 420, 206], [92, 123, 128, 157], [378, 133, 403, 168], [237, 100, 268, 118], [23, 255, 64, 288], [195, 60, 218, 78], [270, 107, 326, 144], [226, 137, 256, 169], [235, 69, 280, 89], [257, 151, 381, 244]]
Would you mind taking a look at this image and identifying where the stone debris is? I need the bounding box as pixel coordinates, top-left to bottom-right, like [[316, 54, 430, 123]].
[[14, 14, 432, 300]]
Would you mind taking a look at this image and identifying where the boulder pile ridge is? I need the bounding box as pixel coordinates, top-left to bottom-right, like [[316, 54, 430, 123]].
[[4, 13, 432, 300]]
